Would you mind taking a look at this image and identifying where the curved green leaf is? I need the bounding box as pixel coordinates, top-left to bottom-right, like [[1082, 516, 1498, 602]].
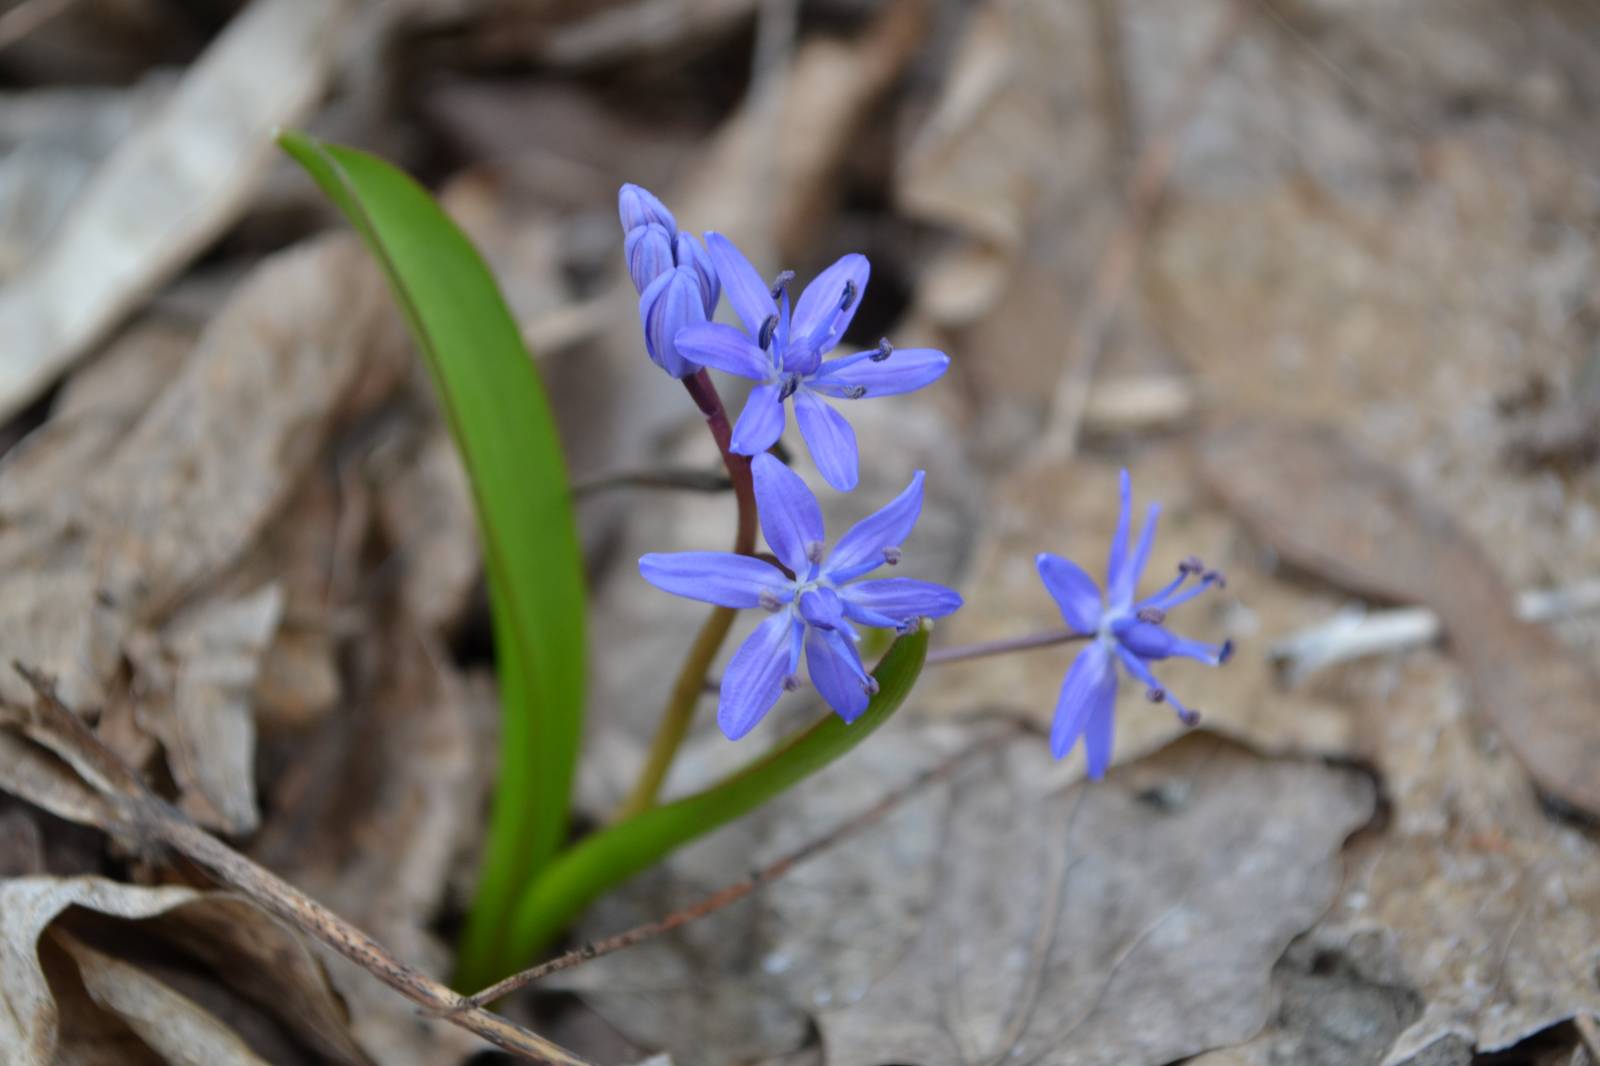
[[277, 132, 586, 989], [502, 625, 929, 973]]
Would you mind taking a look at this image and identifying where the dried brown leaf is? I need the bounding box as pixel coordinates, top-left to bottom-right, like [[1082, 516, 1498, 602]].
[[818, 735, 1373, 1066], [52, 931, 274, 1066], [1199, 420, 1600, 818], [0, 876, 369, 1066], [0, 0, 358, 421]]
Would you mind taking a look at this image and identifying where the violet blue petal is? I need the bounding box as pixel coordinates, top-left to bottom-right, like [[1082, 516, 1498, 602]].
[[1105, 468, 1133, 601], [825, 470, 924, 580], [719, 612, 797, 740], [751, 453, 825, 575], [640, 266, 707, 379], [793, 390, 859, 492], [674, 231, 720, 315], [1117, 622, 1231, 665], [797, 586, 846, 630], [638, 552, 790, 608], [1110, 502, 1160, 608], [806, 626, 871, 723], [791, 253, 869, 352], [1083, 696, 1117, 780], [705, 232, 778, 338], [625, 223, 674, 294], [730, 383, 787, 456], [1036, 553, 1104, 635], [809, 347, 950, 399], [1051, 643, 1116, 762], [619, 183, 676, 233], [675, 323, 774, 381], [840, 578, 962, 624]]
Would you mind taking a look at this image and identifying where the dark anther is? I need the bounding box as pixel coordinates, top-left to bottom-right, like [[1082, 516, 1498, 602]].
[[779, 374, 800, 401], [1218, 639, 1235, 664], [838, 280, 858, 312], [1179, 555, 1205, 575], [783, 674, 802, 692], [882, 546, 902, 565], [1136, 606, 1166, 624], [1203, 569, 1227, 589], [863, 676, 881, 696], [897, 617, 920, 635], [1146, 687, 1166, 703], [770, 270, 795, 300], [758, 314, 779, 350], [845, 385, 868, 399], [1177, 707, 1202, 727], [871, 338, 894, 362]]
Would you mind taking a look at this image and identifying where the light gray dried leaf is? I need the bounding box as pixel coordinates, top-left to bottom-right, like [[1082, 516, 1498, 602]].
[[0, 877, 368, 1066], [52, 932, 273, 1066], [0, 877, 202, 1065], [0, 0, 358, 421], [126, 586, 284, 834], [818, 736, 1373, 1066], [0, 731, 115, 834]]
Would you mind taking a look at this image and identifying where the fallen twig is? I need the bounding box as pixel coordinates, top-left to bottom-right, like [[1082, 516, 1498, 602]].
[[457, 720, 1023, 1009], [9, 664, 596, 1066], [1269, 578, 1600, 683], [1037, 0, 1251, 458], [572, 467, 733, 498]]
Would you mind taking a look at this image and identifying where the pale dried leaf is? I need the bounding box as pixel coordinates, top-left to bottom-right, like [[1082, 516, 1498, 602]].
[[53, 931, 274, 1066], [126, 585, 284, 834], [0, 877, 200, 1066], [0, 731, 115, 832], [0, 0, 358, 421]]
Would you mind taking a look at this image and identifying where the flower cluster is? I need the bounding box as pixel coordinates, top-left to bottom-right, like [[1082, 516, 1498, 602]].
[[622, 183, 1232, 766], [1036, 471, 1232, 778], [619, 184, 719, 378]]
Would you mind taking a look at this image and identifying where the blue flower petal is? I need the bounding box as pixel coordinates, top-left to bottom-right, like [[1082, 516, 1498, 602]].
[[639, 552, 790, 608], [794, 390, 859, 492], [625, 223, 674, 294], [1117, 621, 1230, 665], [1106, 469, 1133, 604], [705, 232, 778, 339], [751, 453, 825, 575], [806, 626, 872, 723], [791, 253, 869, 353], [730, 383, 787, 456], [797, 586, 845, 629], [719, 612, 797, 740], [825, 470, 924, 580], [1083, 694, 1117, 780], [1051, 643, 1116, 763], [640, 266, 707, 379], [675, 323, 774, 381], [810, 347, 950, 399], [674, 232, 720, 315], [619, 183, 676, 233], [1110, 502, 1160, 608], [1035, 553, 1103, 635], [840, 578, 962, 626]]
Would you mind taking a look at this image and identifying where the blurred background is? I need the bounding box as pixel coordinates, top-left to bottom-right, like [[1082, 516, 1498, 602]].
[[3, 1, 1600, 1065]]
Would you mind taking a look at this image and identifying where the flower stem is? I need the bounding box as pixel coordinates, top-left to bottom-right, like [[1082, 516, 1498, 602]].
[[926, 628, 1089, 666], [615, 371, 757, 819]]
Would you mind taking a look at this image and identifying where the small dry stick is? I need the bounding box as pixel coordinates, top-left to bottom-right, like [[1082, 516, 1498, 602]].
[[11, 665, 595, 1066], [1037, 0, 1251, 458], [459, 721, 1024, 1009]]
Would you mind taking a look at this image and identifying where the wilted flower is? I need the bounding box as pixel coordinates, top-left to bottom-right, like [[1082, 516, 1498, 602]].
[[1035, 470, 1232, 779], [674, 233, 949, 492], [619, 183, 720, 378], [639, 454, 961, 739]]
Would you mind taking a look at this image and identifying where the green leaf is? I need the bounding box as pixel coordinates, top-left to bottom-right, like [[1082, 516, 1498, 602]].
[[501, 625, 929, 972], [277, 132, 586, 990]]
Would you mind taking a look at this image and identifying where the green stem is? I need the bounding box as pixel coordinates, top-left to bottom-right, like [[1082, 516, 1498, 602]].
[[501, 625, 929, 973], [614, 371, 757, 820]]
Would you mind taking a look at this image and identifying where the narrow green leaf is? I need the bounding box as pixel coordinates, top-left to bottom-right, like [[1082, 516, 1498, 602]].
[[502, 626, 929, 971], [277, 132, 586, 989]]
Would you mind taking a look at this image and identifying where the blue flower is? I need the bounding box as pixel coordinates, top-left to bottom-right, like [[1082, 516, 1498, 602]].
[[619, 183, 720, 379], [640, 453, 962, 739], [673, 233, 950, 492], [1035, 470, 1232, 779]]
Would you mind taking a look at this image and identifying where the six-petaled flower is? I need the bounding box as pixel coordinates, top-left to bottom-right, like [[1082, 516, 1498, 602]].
[[639, 453, 962, 739], [1035, 470, 1232, 779], [618, 183, 720, 378], [674, 233, 950, 492]]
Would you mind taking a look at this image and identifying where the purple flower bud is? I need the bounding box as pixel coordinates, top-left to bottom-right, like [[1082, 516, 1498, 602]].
[[674, 231, 720, 316], [618, 183, 676, 234], [639, 266, 708, 379], [625, 223, 675, 294]]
